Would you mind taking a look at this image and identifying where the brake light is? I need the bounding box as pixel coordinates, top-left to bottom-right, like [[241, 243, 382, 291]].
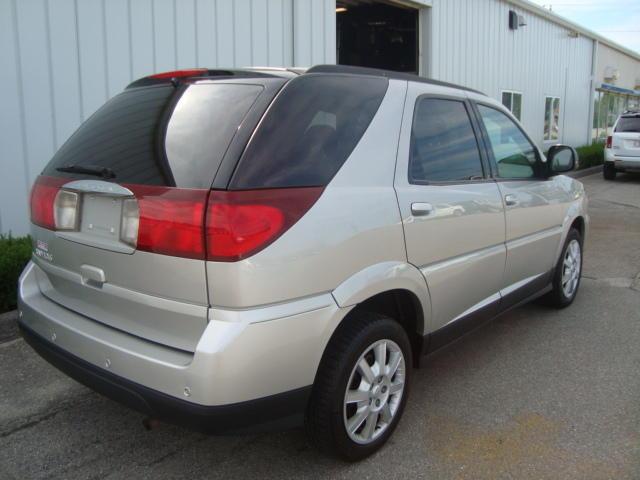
[[606, 135, 612, 148], [206, 188, 323, 262], [149, 69, 207, 80], [126, 185, 209, 260], [30, 176, 68, 230]]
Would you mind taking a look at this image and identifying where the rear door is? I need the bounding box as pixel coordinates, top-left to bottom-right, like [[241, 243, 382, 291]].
[[613, 114, 640, 157], [31, 79, 279, 351], [394, 85, 506, 333], [473, 103, 564, 307]]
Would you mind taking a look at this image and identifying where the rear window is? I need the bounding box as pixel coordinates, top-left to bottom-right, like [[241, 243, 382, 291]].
[[616, 116, 640, 133], [229, 74, 388, 189], [43, 83, 263, 188]]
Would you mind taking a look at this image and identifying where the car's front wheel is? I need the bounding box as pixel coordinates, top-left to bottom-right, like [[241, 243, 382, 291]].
[[544, 228, 583, 308], [305, 311, 411, 461]]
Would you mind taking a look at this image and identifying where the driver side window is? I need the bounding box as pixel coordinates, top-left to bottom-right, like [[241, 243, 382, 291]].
[[477, 105, 538, 179]]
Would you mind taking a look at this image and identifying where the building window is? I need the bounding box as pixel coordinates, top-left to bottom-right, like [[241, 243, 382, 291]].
[[544, 96, 560, 141], [501, 90, 522, 121]]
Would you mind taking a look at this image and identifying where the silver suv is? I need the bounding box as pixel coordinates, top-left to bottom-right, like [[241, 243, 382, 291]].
[[18, 65, 588, 460]]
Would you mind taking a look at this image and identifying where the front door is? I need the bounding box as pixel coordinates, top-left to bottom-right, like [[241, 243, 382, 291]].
[[394, 86, 506, 334], [473, 103, 566, 307]]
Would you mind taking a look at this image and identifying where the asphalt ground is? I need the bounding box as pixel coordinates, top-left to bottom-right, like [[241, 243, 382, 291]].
[[1, 172, 638, 479]]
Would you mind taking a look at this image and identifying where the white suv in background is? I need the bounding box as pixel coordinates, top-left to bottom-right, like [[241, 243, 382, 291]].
[[604, 111, 640, 180]]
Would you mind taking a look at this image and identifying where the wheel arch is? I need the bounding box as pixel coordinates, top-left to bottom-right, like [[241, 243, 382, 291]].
[[329, 262, 432, 367]]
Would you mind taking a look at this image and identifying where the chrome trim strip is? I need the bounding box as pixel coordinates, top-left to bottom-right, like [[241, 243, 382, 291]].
[[445, 292, 501, 326], [500, 272, 545, 297], [420, 243, 505, 275], [62, 180, 134, 197], [442, 272, 546, 327], [506, 226, 563, 249]]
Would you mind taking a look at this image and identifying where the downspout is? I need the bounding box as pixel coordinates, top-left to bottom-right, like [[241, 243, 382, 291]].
[[587, 40, 598, 145]]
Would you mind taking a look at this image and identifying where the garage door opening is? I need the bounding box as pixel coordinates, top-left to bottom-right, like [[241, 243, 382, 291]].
[[336, 1, 419, 74]]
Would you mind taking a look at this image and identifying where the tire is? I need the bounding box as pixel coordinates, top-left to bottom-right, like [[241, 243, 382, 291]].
[[603, 162, 616, 180], [305, 311, 412, 461], [543, 228, 583, 308]]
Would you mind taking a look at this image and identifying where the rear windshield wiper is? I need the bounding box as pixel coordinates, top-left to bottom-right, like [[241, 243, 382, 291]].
[[56, 165, 116, 179]]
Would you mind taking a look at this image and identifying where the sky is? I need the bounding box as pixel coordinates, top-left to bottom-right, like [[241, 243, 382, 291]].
[[528, 0, 640, 54]]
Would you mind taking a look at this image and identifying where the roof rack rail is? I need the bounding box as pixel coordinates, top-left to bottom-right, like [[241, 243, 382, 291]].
[[306, 64, 486, 96]]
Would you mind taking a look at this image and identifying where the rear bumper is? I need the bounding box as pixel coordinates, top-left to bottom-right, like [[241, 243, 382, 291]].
[[18, 261, 345, 433], [606, 154, 640, 171], [19, 322, 311, 434]]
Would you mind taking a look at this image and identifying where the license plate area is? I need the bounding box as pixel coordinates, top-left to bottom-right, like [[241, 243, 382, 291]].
[[56, 193, 135, 254]]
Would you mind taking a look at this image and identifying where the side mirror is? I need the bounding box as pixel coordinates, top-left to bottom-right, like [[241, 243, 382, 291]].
[[547, 145, 577, 176]]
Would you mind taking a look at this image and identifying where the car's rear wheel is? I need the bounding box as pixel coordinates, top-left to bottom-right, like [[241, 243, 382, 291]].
[[544, 228, 583, 308], [603, 162, 616, 180], [305, 311, 411, 461]]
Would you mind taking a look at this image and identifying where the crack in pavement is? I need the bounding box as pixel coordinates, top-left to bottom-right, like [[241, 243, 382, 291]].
[[0, 410, 60, 439], [0, 393, 94, 439]]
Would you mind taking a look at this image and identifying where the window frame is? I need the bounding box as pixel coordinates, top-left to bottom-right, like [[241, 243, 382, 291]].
[[470, 100, 547, 181], [407, 94, 493, 186], [501, 90, 523, 121], [543, 95, 561, 142]]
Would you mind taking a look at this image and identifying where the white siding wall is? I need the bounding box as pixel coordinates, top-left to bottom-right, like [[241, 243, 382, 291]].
[[0, 0, 335, 235], [428, 0, 594, 150]]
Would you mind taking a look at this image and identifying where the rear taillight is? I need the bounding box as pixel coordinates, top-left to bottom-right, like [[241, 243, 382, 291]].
[[206, 188, 323, 262], [30, 177, 322, 261], [126, 185, 209, 260], [606, 135, 612, 148], [30, 176, 69, 230]]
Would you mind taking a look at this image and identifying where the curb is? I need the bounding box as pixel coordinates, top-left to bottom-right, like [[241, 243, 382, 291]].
[[0, 310, 19, 344], [568, 165, 602, 179]]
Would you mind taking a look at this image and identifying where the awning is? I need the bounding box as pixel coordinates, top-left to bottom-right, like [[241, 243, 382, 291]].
[[598, 83, 640, 97]]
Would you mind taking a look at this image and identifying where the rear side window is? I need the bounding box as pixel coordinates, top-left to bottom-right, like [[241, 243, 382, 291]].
[[409, 98, 483, 183], [616, 116, 640, 133], [43, 83, 262, 188], [230, 74, 388, 189]]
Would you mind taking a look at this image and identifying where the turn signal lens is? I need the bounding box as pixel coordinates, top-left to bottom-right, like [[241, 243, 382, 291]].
[[120, 198, 140, 247], [606, 135, 612, 148], [54, 190, 80, 231]]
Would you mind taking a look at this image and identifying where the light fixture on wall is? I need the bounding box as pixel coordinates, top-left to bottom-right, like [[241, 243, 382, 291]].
[[509, 11, 526, 30], [336, 7, 347, 13]]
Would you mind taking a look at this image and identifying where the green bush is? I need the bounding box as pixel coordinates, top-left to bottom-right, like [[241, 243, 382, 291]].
[[0, 235, 32, 313], [575, 143, 604, 170]]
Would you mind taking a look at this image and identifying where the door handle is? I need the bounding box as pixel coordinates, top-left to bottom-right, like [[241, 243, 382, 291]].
[[504, 194, 518, 207], [411, 202, 434, 216]]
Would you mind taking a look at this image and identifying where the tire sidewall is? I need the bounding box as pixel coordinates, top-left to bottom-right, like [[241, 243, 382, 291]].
[[553, 229, 583, 307], [329, 318, 412, 461]]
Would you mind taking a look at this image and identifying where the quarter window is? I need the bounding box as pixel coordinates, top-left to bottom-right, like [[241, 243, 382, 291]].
[[477, 105, 539, 179], [409, 98, 484, 183], [501, 91, 522, 121], [544, 96, 561, 141]]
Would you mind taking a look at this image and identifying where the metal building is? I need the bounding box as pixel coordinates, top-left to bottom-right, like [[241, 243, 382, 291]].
[[1, 0, 639, 235]]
